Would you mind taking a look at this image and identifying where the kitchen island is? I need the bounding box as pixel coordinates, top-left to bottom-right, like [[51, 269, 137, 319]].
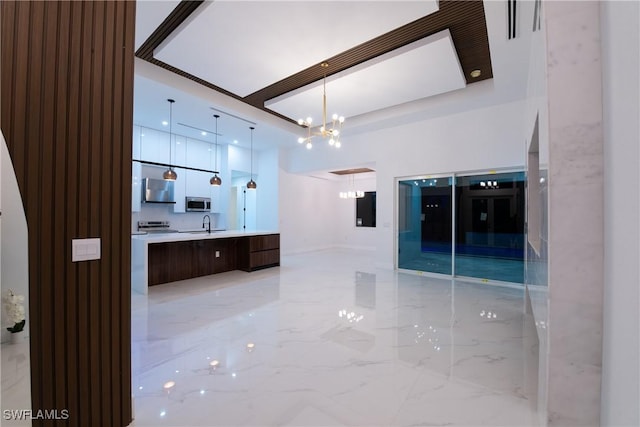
[[131, 230, 280, 294]]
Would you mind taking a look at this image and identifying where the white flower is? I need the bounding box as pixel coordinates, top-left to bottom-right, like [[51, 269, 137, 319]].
[[3, 289, 26, 326]]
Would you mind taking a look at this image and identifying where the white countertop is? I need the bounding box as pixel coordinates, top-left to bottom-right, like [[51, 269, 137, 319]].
[[131, 229, 279, 244], [131, 229, 280, 295]]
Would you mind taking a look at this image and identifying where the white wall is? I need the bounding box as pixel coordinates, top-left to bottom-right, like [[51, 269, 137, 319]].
[[521, 8, 550, 425], [284, 100, 526, 267], [278, 169, 340, 255], [229, 175, 257, 231], [600, 2, 640, 425], [334, 174, 377, 250], [228, 144, 259, 177], [277, 170, 377, 255], [0, 132, 30, 341], [255, 147, 279, 231]]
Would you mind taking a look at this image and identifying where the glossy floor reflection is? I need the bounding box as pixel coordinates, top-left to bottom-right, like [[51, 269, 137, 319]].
[[131, 249, 538, 427], [399, 252, 524, 284], [1, 338, 31, 427]]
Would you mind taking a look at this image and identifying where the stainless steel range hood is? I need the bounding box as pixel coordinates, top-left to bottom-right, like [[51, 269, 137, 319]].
[[142, 178, 176, 204]]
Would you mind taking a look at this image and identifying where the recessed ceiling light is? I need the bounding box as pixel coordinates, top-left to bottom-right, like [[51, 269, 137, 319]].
[[470, 69, 482, 78], [201, 131, 207, 136], [233, 140, 238, 144], [162, 121, 168, 126]]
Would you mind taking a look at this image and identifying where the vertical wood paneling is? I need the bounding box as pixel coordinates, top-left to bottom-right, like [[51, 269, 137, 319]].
[[41, 1, 65, 415], [54, 3, 72, 420], [110, 3, 125, 423], [88, 2, 105, 423], [120, 3, 135, 419], [100, 3, 115, 423], [65, 4, 82, 423], [79, 2, 95, 425], [0, 1, 135, 426]]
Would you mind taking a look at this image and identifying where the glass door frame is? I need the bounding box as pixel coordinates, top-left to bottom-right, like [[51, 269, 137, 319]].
[[394, 168, 525, 287], [395, 172, 455, 279]]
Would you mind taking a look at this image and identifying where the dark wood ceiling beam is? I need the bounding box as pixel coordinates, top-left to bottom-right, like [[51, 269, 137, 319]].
[[135, 0, 493, 123], [135, 1, 204, 59], [244, 1, 492, 107]]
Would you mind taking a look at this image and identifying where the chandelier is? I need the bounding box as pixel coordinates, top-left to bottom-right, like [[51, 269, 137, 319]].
[[297, 62, 345, 150], [339, 174, 364, 199], [339, 190, 364, 199]]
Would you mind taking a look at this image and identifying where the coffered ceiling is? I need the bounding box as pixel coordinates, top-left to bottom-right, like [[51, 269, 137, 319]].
[[133, 0, 532, 151]]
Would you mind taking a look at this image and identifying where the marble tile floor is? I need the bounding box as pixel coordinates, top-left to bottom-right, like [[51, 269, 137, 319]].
[[399, 253, 524, 284], [1, 336, 31, 427], [131, 248, 539, 427]]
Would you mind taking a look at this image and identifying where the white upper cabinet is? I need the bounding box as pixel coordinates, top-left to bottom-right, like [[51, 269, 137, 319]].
[[136, 126, 188, 167], [185, 169, 211, 199], [185, 138, 214, 198], [173, 135, 187, 212], [185, 137, 211, 169], [174, 134, 186, 165], [139, 127, 171, 164]]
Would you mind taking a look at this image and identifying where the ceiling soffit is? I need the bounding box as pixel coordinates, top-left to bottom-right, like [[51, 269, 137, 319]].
[[135, 0, 493, 125], [330, 168, 375, 176]]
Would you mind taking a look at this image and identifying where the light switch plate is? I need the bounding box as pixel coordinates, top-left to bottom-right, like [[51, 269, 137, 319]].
[[72, 238, 101, 262]]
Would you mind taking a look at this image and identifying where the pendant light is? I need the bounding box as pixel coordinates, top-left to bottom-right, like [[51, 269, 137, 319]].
[[246, 126, 257, 190], [162, 99, 177, 181], [210, 114, 222, 186]]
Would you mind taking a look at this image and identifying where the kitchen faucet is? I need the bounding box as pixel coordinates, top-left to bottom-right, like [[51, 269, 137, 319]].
[[203, 214, 211, 234]]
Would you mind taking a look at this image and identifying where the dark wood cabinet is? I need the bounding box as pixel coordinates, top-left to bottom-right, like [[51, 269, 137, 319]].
[[148, 240, 198, 286], [210, 238, 238, 274], [148, 234, 278, 286], [238, 234, 280, 272]]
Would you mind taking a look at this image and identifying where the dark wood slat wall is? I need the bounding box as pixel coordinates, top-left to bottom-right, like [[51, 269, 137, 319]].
[[1, 2, 135, 426]]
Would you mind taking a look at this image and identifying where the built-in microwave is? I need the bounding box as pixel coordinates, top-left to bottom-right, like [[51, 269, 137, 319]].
[[185, 197, 211, 212]]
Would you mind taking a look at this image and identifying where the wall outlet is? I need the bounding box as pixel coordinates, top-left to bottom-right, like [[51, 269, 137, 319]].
[[215, 251, 220, 258]]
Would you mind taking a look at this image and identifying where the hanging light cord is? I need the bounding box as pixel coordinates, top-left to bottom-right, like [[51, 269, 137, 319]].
[[214, 115, 219, 169], [250, 126, 254, 180], [168, 99, 173, 167]]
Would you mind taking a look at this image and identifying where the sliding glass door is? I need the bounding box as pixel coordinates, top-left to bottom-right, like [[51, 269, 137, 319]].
[[398, 176, 452, 275], [397, 171, 525, 284], [454, 172, 525, 283]]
